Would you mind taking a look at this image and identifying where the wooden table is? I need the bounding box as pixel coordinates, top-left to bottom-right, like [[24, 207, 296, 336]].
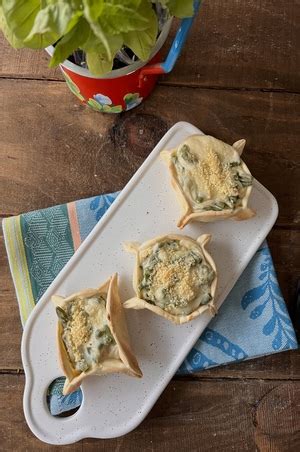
[[1, 1, 299, 450]]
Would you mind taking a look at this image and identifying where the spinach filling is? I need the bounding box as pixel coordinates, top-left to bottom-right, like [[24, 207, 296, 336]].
[[173, 145, 253, 212], [234, 172, 253, 187], [139, 239, 215, 315], [56, 295, 116, 373], [179, 144, 199, 164]]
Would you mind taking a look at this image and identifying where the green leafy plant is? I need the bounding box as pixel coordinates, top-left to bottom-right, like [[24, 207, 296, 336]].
[[0, 0, 194, 75]]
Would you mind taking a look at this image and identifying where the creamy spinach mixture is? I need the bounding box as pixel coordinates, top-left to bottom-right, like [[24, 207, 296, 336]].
[[172, 143, 253, 212], [56, 295, 118, 372], [139, 239, 215, 315]]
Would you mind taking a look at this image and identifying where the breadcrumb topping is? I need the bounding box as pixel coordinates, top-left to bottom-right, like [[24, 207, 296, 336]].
[[190, 149, 238, 198], [152, 260, 198, 305], [67, 300, 91, 362]]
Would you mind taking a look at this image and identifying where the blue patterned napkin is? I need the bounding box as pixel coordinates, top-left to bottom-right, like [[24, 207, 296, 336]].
[[3, 192, 297, 415]]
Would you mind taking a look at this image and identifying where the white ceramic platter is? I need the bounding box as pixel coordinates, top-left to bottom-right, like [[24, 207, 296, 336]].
[[22, 122, 278, 444]]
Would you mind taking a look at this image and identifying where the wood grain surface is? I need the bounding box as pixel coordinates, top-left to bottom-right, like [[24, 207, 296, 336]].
[[1, 375, 300, 452], [0, 0, 299, 450], [1, 80, 299, 224]]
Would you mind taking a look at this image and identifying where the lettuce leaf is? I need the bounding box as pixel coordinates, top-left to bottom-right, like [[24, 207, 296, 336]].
[[123, 0, 157, 61], [1, 0, 197, 75], [0, 5, 24, 48], [49, 17, 90, 68], [82, 0, 105, 22], [24, 3, 75, 49], [167, 0, 194, 18], [100, 0, 148, 35], [83, 32, 123, 75], [83, 0, 113, 60], [2, 0, 41, 41], [158, 0, 195, 18]]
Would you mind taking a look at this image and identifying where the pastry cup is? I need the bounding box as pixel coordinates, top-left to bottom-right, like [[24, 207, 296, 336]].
[[52, 273, 142, 395], [124, 234, 217, 325], [161, 134, 255, 229]]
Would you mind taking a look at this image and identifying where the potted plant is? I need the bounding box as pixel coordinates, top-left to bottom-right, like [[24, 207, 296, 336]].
[[0, 1, 199, 113]]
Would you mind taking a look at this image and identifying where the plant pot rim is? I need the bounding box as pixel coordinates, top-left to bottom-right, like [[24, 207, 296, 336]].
[[45, 18, 172, 79]]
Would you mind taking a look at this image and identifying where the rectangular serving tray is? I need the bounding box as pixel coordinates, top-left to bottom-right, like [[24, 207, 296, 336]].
[[21, 122, 278, 444]]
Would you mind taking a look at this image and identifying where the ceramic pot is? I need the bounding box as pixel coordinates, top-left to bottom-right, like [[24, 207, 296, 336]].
[[45, 2, 199, 113], [46, 20, 171, 113]]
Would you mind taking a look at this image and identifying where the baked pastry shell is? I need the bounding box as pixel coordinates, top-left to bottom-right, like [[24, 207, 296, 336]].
[[52, 273, 142, 395], [161, 135, 255, 229], [123, 234, 217, 325]]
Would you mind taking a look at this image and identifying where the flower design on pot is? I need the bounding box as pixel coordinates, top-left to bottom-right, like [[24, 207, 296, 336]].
[[94, 94, 112, 105], [62, 71, 85, 101], [124, 93, 143, 111], [88, 94, 122, 113]]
